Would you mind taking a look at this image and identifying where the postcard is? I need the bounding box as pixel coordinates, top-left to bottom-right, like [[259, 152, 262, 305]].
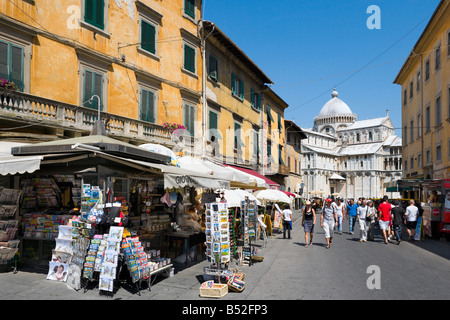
[[47, 261, 69, 282]]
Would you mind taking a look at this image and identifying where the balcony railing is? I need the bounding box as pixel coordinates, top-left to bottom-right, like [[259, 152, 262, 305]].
[[0, 88, 173, 146]]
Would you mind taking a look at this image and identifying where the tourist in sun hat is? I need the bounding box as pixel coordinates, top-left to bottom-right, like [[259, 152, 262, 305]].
[[321, 198, 338, 249]]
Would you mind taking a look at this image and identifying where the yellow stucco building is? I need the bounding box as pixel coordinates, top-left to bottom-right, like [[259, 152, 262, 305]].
[[0, 0, 203, 147], [200, 21, 298, 190], [394, 0, 450, 180]]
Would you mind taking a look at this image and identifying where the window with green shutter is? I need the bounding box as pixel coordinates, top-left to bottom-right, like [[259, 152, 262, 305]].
[[83, 69, 103, 111], [279, 145, 285, 165], [208, 110, 222, 141], [184, 103, 195, 136], [184, 43, 196, 74], [266, 105, 274, 123], [251, 89, 261, 111], [140, 89, 155, 123], [253, 130, 260, 156], [85, 0, 105, 30], [231, 74, 244, 100], [141, 20, 156, 54], [184, 0, 196, 19], [0, 40, 24, 91], [277, 113, 282, 130], [208, 55, 218, 81]]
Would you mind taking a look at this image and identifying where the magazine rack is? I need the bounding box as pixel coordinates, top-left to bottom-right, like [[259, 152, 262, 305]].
[[132, 263, 173, 295]]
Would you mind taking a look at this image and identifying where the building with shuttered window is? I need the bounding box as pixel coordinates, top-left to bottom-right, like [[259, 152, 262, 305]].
[[0, 0, 202, 149]]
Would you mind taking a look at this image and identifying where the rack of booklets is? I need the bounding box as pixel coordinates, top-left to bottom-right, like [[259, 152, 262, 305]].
[[239, 199, 258, 267], [0, 188, 21, 273], [121, 235, 172, 295]]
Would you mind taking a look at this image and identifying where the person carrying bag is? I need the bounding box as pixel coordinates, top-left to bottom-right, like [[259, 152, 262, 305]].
[[366, 200, 377, 241]]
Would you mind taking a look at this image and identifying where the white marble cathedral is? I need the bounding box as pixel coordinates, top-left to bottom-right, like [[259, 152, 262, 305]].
[[301, 89, 402, 199]]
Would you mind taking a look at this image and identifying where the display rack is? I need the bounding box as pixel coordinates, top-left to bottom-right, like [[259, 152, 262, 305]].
[[0, 187, 21, 272], [240, 199, 258, 267], [204, 201, 230, 280], [121, 233, 173, 295]]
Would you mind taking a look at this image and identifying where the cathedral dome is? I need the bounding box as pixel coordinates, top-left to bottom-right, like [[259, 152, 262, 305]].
[[313, 89, 357, 133], [317, 89, 353, 117]]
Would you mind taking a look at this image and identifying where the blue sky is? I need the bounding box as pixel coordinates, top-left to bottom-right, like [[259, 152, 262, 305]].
[[204, 0, 442, 134]]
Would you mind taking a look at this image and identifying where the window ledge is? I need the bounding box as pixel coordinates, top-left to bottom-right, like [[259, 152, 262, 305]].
[[137, 47, 160, 61], [80, 20, 110, 38], [232, 93, 244, 102], [182, 13, 197, 25], [181, 67, 198, 79]]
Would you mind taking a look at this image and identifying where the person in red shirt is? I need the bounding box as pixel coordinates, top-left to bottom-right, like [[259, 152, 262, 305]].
[[377, 195, 392, 244]]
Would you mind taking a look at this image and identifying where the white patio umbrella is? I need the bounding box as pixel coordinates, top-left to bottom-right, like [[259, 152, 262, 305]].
[[177, 156, 213, 175], [223, 189, 243, 207], [139, 143, 179, 166], [253, 189, 291, 203], [233, 189, 261, 205]]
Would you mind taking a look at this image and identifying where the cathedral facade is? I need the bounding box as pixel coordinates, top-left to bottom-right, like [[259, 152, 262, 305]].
[[301, 90, 402, 200]]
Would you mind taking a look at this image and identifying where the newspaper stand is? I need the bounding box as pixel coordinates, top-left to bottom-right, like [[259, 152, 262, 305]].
[[0, 240, 19, 273]]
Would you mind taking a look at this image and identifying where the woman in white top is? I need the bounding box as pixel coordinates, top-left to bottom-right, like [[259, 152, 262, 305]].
[[333, 198, 345, 235], [357, 199, 369, 242]]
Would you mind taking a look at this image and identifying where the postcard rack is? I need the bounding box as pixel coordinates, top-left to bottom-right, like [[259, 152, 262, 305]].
[[239, 199, 258, 267], [204, 201, 231, 279]]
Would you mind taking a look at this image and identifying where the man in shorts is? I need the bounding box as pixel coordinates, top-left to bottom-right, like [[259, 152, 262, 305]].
[[405, 199, 419, 241], [377, 195, 392, 244], [321, 198, 338, 249]]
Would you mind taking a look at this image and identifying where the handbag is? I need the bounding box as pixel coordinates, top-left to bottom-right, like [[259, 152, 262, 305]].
[[366, 207, 375, 222], [100, 190, 121, 225]]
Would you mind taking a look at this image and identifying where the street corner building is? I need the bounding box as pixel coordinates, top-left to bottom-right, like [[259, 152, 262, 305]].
[[394, 0, 450, 182]]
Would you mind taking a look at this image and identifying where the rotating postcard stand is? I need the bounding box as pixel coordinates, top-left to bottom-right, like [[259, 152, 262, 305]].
[[204, 201, 231, 283], [240, 199, 258, 267]]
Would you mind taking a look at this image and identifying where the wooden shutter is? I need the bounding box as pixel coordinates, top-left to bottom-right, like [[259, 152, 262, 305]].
[[231, 73, 236, 95], [184, 104, 195, 136], [140, 90, 148, 122], [83, 70, 93, 108], [185, 0, 195, 18], [85, 0, 95, 25], [141, 21, 156, 54], [184, 44, 195, 73], [251, 89, 255, 108], [95, 0, 104, 29], [240, 79, 244, 100], [209, 111, 217, 130], [10, 45, 24, 91], [93, 72, 103, 111], [85, 0, 104, 29], [0, 42, 8, 81], [83, 69, 103, 110]]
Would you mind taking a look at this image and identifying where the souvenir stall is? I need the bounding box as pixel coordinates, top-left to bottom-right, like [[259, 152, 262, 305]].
[[7, 135, 228, 295], [163, 172, 230, 265]]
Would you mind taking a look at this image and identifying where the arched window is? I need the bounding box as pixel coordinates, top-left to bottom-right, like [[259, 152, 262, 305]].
[[369, 132, 373, 141]]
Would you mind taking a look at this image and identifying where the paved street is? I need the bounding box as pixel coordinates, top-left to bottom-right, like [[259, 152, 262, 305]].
[[1, 211, 450, 301]]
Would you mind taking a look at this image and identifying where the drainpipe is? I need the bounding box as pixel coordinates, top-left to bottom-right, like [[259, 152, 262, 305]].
[[198, 20, 215, 159], [413, 50, 424, 195]]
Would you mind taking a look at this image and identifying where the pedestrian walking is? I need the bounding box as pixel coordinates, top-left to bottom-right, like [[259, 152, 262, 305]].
[[334, 198, 345, 234], [391, 200, 405, 245], [282, 204, 293, 239], [346, 198, 358, 234], [321, 198, 338, 249], [301, 200, 316, 247], [366, 200, 377, 241], [377, 195, 392, 244], [405, 199, 419, 241], [357, 199, 369, 242]]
